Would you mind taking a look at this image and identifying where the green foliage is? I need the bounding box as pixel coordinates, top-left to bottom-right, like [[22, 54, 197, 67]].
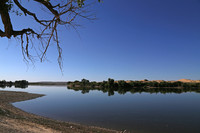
[[77, 0, 102, 7], [15, 80, 28, 88], [0, 80, 28, 89], [81, 78, 89, 86], [67, 79, 200, 96]]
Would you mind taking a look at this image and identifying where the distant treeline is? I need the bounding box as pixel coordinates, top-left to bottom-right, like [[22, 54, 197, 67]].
[[67, 78, 200, 96], [0, 80, 28, 88]]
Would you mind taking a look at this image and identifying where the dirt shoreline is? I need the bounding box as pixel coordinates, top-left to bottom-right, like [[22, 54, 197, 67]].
[[0, 90, 120, 133]]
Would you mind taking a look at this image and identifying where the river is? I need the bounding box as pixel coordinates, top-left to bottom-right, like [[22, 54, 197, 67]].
[[0, 86, 200, 133]]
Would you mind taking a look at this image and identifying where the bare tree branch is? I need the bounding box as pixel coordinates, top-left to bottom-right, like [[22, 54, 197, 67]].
[[0, 0, 98, 71], [13, 0, 48, 26]]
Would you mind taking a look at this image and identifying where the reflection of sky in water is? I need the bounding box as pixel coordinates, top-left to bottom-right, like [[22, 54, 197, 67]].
[[1, 86, 200, 133]]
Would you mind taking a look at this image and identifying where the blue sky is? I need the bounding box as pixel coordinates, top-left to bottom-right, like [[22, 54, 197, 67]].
[[0, 0, 200, 82]]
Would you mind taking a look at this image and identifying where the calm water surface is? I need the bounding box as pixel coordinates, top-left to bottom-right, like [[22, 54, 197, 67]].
[[1, 86, 200, 133]]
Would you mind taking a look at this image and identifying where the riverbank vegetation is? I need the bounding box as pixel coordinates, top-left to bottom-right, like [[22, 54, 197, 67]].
[[0, 80, 28, 88], [67, 79, 200, 95]]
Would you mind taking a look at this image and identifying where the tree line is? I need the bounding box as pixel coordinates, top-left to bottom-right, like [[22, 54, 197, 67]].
[[67, 78, 200, 96], [0, 80, 28, 88]]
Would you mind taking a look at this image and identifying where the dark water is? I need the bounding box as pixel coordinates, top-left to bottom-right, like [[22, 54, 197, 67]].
[[1, 86, 200, 133]]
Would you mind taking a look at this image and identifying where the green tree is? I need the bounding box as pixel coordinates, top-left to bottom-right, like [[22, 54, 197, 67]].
[[81, 78, 89, 86], [107, 78, 114, 88]]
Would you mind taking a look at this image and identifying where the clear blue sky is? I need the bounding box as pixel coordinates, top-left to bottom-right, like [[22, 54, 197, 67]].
[[0, 0, 200, 82]]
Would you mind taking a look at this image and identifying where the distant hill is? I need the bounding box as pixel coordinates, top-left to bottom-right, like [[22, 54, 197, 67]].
[[115, 79, 200, 83], [177, 79, 200, 83]]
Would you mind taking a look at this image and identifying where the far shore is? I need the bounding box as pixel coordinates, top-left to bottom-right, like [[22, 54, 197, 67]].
[[0, 90, 119, 133]]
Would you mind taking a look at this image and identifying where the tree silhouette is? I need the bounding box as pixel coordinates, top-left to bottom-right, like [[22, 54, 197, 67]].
[[0, 0, 101, 69]]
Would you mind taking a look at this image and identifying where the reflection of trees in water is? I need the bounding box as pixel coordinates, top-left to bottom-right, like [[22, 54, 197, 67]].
[[81, 88, 90, 94], [0, 80, 28, 89], [68, 86, 200, 96], [67, 79, 200, 96]]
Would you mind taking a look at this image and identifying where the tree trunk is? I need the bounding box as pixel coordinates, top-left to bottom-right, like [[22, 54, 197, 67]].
[[0, 1, 13, 38]]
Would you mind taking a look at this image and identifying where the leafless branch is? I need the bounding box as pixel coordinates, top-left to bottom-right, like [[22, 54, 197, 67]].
[[0, 0, 96, 70]]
